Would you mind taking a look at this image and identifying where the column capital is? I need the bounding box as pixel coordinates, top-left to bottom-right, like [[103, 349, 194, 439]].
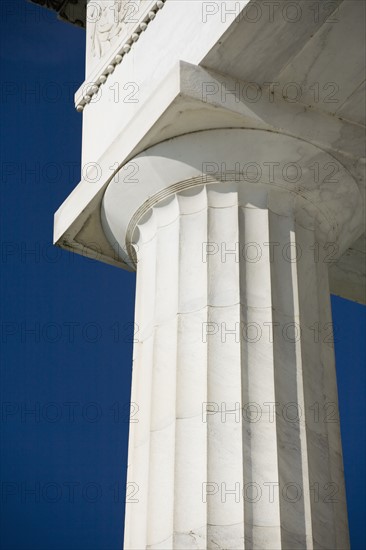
[[102, 129, 363, 269]]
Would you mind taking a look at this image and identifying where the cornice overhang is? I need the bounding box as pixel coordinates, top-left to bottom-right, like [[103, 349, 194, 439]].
[[27, 0, 86, 28]]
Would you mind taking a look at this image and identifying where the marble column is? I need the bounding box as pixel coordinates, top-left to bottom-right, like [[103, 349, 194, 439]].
[[101, 130, 361, 550]]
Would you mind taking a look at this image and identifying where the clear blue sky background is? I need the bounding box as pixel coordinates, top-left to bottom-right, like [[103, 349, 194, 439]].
[[0, 1, 365, 549]]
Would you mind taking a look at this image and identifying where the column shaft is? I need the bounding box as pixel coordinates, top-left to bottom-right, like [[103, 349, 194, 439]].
[[123, 182, 349, 550]]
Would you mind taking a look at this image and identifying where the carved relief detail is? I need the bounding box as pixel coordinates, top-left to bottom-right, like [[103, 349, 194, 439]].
[[77, 0, 165, 111], [90, 0, 143, 59]]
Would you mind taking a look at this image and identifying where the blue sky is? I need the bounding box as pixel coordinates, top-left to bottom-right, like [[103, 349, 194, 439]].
[[0, 1, 365, 548]]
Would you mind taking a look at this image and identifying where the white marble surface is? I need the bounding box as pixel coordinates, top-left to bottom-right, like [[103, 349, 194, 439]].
[[54, 60, 365, 304], [102, 129, 363, 267], [107, 141, 352, 547], [38, 0, 365, 546], [53, 0, 365, 303]]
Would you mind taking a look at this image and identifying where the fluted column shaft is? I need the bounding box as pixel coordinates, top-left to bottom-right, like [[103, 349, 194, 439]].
[[101, 129, 361, 550], [124, 182, 348, 550]]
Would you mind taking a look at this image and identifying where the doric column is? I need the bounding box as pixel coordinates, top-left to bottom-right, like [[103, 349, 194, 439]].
[[102, 130, 362, 550]]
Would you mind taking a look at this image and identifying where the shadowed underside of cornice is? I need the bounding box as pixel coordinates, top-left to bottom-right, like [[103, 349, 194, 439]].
[[28, 0, 86, 28]]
